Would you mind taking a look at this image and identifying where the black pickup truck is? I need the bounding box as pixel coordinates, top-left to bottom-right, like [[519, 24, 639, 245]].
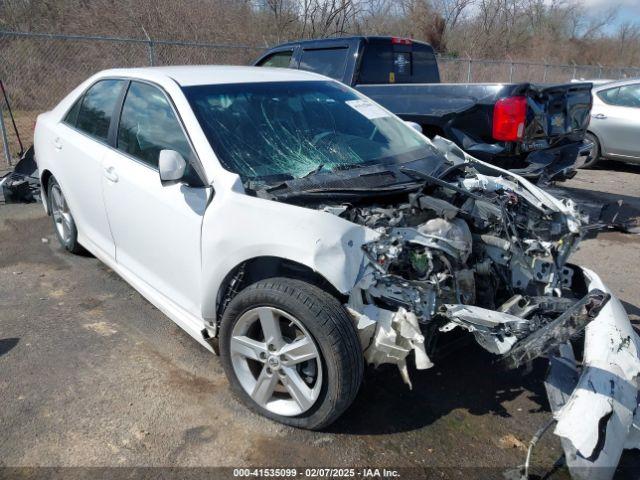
[[254, 36, 593, 184]]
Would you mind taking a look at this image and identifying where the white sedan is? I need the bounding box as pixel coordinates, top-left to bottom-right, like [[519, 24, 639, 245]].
[[35, 66, 639, 477]]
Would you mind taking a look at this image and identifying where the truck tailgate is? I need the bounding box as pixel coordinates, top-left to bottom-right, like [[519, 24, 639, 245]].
[[519, 82, 592, 148]]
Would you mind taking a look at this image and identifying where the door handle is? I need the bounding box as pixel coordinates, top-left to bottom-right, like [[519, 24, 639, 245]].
[[593, 113, 607, 120], [53, 138, 63, 150], [104, 166, 119, 183]]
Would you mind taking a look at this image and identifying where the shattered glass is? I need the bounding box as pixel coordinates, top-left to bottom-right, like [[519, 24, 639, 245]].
[[183, 81, 431, 180]]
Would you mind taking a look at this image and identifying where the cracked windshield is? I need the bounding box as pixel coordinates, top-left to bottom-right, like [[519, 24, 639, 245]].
[[183, 80, 434, 181]]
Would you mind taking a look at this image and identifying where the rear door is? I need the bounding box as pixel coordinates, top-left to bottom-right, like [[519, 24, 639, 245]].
[[55, 79, 126, 258], [101, 80, 210, 317], [591, 83, 640, 159]]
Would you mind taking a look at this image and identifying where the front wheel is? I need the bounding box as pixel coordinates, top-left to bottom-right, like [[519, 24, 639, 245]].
[[219, 278, 363, 430]]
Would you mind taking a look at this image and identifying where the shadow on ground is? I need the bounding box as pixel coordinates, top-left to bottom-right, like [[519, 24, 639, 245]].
[[594, 160, 640, 175], [330, 342, 549, 435], [0, 337, 19, 357]]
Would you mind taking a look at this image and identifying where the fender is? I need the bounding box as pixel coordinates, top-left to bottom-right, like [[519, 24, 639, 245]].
[[200, 189, 379, 320]]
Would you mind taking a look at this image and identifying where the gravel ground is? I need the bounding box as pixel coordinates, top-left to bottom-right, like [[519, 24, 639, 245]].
[[1, 161, 639, 478]]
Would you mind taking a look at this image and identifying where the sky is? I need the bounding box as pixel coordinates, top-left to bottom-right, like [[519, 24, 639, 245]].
[[576, 0, 640, 32]]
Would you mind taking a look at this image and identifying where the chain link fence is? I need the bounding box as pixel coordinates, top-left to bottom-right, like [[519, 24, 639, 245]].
[[2, 30, 640, 169], [437, 56, 640, 83], [0, 31, 264, 169]]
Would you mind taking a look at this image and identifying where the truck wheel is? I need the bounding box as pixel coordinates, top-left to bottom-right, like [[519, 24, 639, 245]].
[[583, 132, 601, 168], [47, 176, 83, 254], [219, 277, 363, 430]]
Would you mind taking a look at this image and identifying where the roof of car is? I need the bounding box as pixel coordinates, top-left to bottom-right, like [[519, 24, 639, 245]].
[[593, 78, 640, 91], [96, 65, 326, 87]]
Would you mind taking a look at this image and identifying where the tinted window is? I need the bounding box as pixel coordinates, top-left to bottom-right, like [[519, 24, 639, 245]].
[[259, 51, 293, 68], [63, 98, 81, 126], [76, 80, 125, 141], [358, 42, 439, 84], [299, 48, 348, 80], [615, 84, 640, 108], [117, 82, 196, 171], [597, 88, 619, 105]]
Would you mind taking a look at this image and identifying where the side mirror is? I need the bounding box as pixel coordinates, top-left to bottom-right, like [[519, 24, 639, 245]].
[[405, 121, 423, 133], [159, 149, 186, 183]]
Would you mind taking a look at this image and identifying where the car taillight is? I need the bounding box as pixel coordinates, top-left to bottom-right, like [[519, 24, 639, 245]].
[[492, 96, 527, 142], [391, 37, 412, 45]]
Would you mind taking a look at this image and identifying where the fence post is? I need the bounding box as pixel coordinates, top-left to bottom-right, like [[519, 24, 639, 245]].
[[572, 62, 577, 80], [147, 40, 156, 66], [543, 60, 548, 82], [467, 55, 472, 82], [598, 64, 602, 79]]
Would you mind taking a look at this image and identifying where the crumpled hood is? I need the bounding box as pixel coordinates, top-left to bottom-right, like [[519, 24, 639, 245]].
[[429, 136, 584, 233]]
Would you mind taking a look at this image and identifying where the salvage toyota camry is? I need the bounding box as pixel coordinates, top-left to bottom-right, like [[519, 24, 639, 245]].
[[34, 66, 639, 479]]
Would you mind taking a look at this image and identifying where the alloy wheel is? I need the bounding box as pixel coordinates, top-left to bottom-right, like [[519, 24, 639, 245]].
[[50, 184, 73, 244], [230, 306, 323, 416]]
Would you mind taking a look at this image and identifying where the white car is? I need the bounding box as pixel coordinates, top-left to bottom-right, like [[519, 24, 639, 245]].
[[35, 66, 639, 477]]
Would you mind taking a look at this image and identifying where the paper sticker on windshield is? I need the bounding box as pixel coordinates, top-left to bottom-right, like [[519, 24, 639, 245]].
[[346, 99, 390, 120]]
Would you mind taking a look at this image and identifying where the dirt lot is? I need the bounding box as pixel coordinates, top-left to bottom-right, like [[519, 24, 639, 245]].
[[1, 162, 639, 478]]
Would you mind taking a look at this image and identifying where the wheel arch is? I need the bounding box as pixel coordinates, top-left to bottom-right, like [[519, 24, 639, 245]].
[[213, 256, 347, 328], [586, 129, 602, 151], [40, 169, 54, 214]]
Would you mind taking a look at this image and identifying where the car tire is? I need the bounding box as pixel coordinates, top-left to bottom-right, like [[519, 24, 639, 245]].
[[219, 277, 363, 430], [47, 176, 83, 254], [583, 132, 601, 169]]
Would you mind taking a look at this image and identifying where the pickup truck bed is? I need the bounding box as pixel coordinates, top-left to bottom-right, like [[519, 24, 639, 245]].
[[254, 36, 593, 184]]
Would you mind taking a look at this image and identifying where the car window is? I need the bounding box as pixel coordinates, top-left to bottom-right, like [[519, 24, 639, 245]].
[[298, 48, 348, 80], [117, 81, 196, 171], [75, 80, 126, 141], [358, 42, 439, 84], [615, 84, 640, 108], [597, 87, 619, 105], [183, 80, 442, 181], [258, 51, 293, 68], [63, 98, 82, 126]]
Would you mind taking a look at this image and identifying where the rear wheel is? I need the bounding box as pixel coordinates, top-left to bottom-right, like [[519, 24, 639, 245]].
[[583, 132, 601, 168], [47, 177, 83, 254], [219, 277, 363, 430]]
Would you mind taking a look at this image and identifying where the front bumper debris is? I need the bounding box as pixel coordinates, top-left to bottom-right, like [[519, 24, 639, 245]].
[[502, 289, 610, 369], [544, 267, 640, 480]]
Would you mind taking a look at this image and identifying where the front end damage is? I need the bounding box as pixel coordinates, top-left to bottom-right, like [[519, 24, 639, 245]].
[[252, 134, 639, 477], [332, 138, 639, 478]]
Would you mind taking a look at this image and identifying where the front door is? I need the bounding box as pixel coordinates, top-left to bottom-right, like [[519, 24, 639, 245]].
[[101, 81, 210, 317]]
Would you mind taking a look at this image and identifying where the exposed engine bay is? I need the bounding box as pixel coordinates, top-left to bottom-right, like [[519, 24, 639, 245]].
[[310, 138, 607, 387]]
